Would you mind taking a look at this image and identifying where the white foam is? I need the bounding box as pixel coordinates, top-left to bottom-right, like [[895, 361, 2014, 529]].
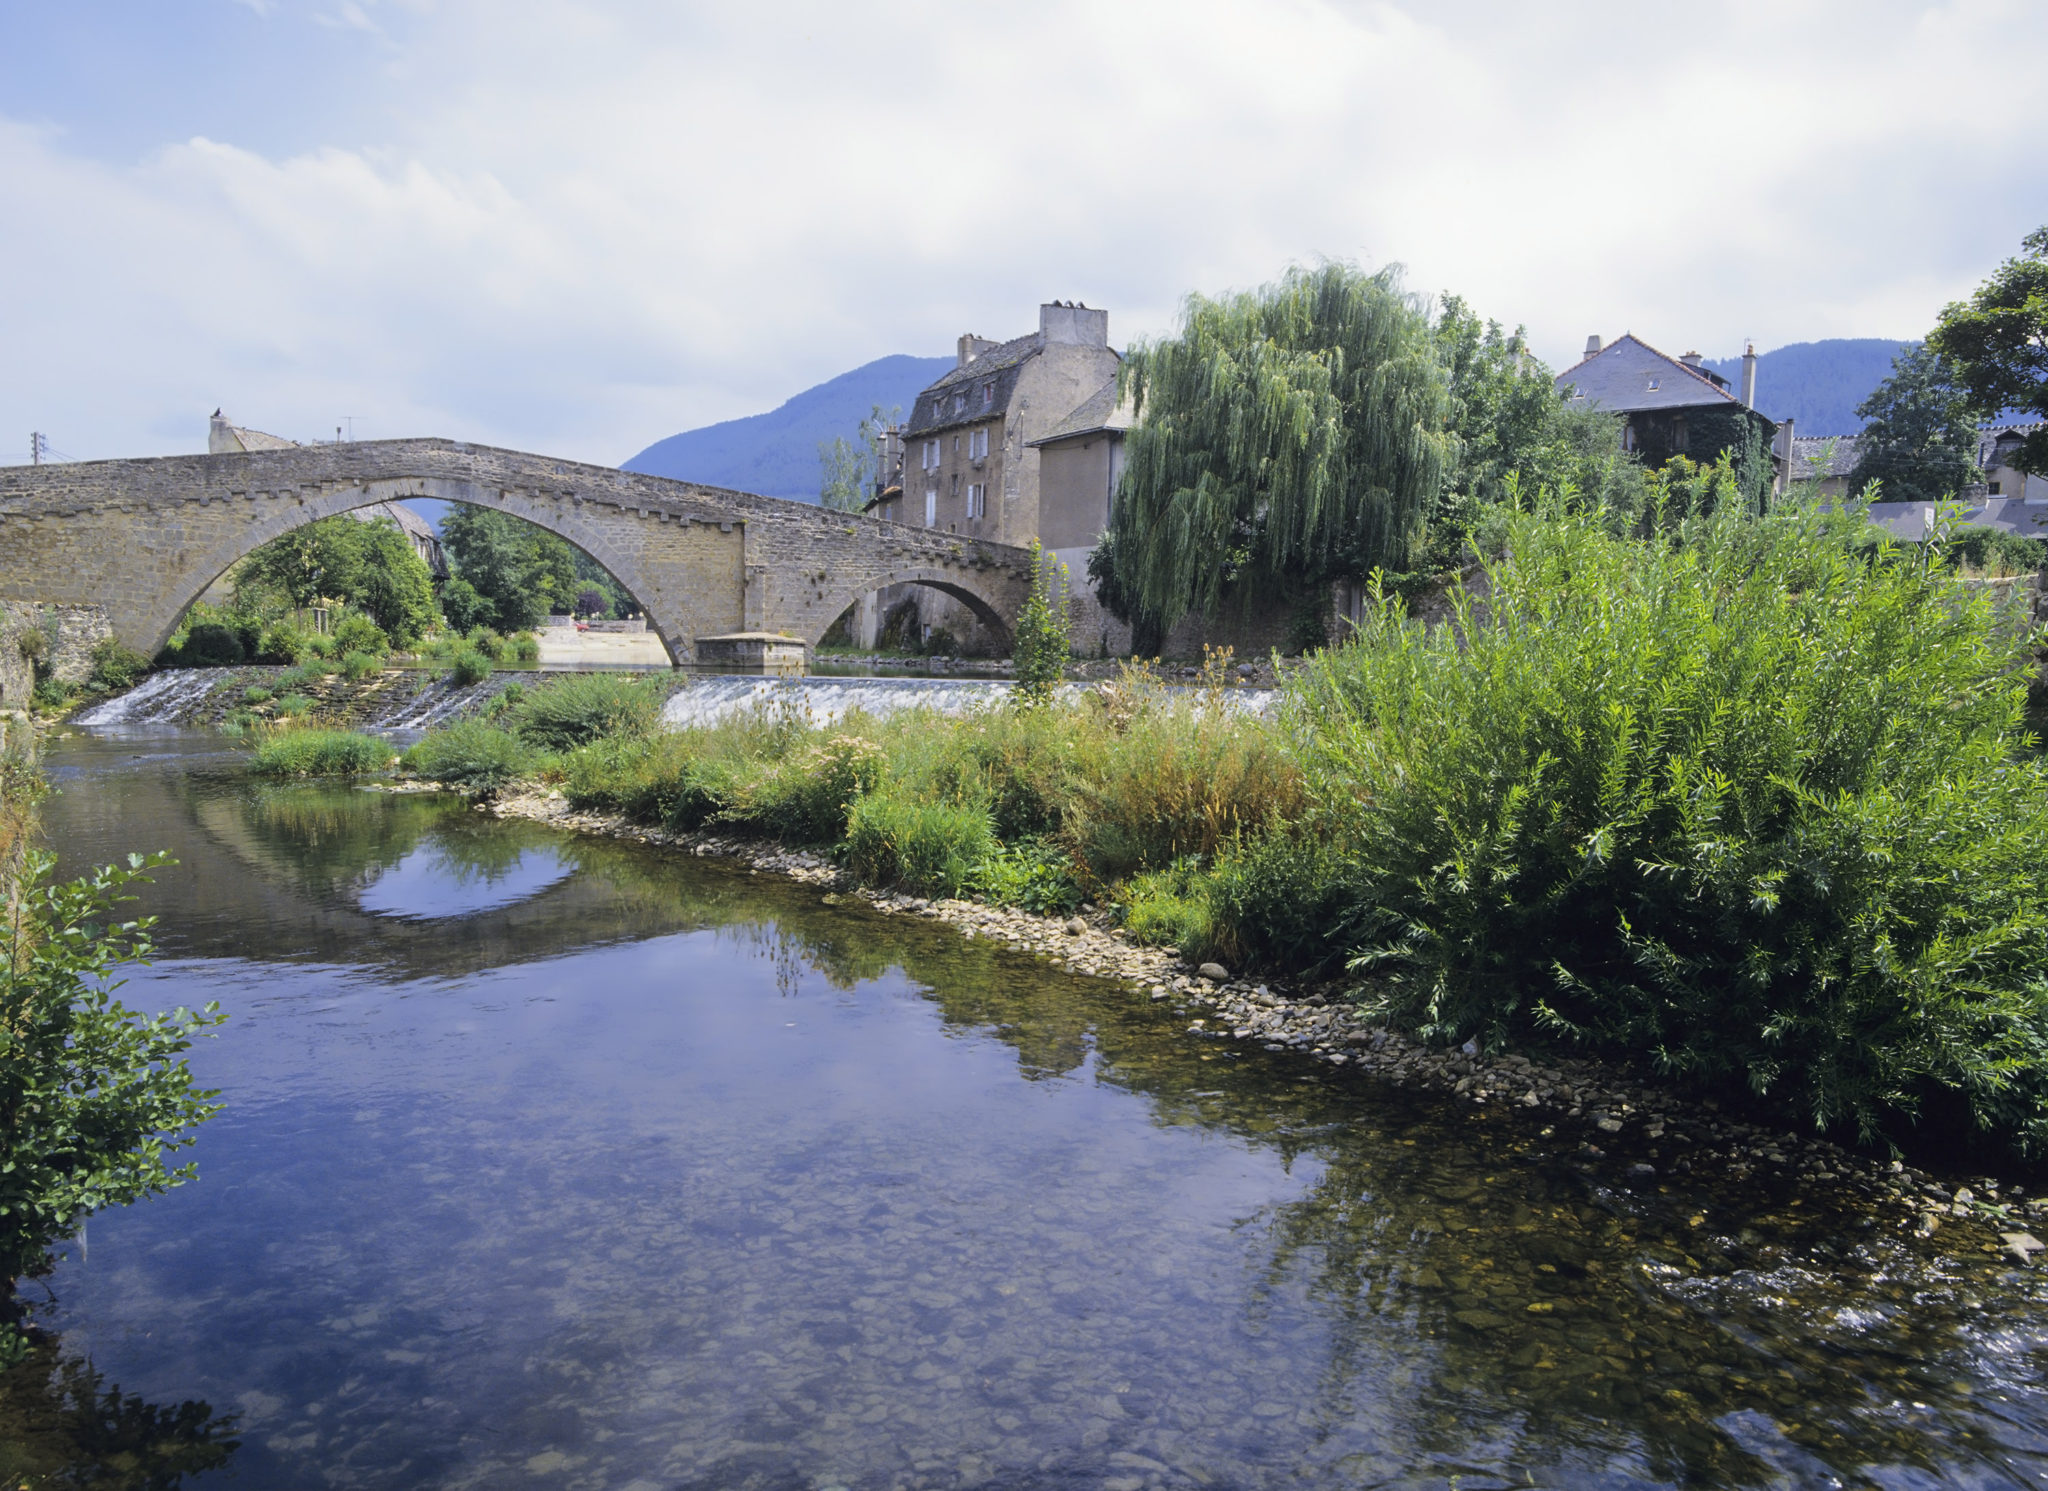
[[73, 669, 224, 726]]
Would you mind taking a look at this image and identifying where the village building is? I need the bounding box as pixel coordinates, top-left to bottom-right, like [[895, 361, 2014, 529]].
[[1554, 334, 1794, 489]]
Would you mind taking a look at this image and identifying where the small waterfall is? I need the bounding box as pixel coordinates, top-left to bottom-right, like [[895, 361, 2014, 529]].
[[73, 670, 226, 726], [659, 675, 1276, 729], [361, 677, 490, 730]]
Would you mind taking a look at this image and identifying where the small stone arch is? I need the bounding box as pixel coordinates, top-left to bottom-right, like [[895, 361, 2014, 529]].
[[143, 476, 682, 662], [805, 568, 1021, 653]]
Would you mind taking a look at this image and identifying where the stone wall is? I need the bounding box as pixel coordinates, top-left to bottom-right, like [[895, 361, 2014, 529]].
[[0, 602, 35, 708], [0, 439, 1036, 664]]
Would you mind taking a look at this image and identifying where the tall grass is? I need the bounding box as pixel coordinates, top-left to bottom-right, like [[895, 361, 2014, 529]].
[[248, 730, 395, 777]]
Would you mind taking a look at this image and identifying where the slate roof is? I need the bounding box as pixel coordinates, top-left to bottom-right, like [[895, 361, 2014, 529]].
[[1027, 377, 1133, 446], [904, 333, 1043, 437], [1553, 334, 1762, 416], [1790, 435, 1863, 479]]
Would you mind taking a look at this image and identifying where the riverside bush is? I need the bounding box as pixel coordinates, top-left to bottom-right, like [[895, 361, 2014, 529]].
[[1258, 498, 2048, 1154], [449, 650, 493, 686], [744, 734, 885, 843], [513, 673, 662, 750], [249, 730, 394, 777], [402, 722, 533, 795], [844, 790, 994, 897]]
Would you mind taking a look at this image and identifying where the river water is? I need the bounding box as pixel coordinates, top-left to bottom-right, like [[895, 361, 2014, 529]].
[[9, 730, 2048, 1489]]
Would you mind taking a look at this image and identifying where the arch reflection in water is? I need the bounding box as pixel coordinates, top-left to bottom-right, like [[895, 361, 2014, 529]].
[[356, 842, 573, 920]]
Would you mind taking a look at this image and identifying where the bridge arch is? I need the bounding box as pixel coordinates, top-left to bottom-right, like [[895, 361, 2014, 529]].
[[805, 567, 1017, 653], [155, 476, 684, 662]]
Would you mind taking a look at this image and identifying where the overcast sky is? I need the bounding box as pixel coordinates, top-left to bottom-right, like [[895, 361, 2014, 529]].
[[4, 0, 2043, 467]]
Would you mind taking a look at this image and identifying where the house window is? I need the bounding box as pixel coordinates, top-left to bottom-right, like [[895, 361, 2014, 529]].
[[1621, 423, 1637, 453], [1646, 377, 1660, 391], [1671, 416, 1689, 453], [968, 428, 988, 460], [1990, 480, 2003, 494], [967, 482, 983, 518], [953, 392, 966, 416], [924, 489, 937, 526], [921, 439, 940, 470], [980, 381, 994, 409]]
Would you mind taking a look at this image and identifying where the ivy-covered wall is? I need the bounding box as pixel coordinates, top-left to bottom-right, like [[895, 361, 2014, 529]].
[[1625, 405, 1774, 471]]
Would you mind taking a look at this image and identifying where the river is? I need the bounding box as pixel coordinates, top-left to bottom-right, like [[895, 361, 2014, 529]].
[[8, 728, 2048, 1489]]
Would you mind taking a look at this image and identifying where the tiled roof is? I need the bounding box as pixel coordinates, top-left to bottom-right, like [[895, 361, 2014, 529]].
[[1553, 334, 1756, 416], [1029, 377, 1132, 445]]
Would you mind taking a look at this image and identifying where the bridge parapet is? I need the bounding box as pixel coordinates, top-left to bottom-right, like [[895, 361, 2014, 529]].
[[0, 438, 1035, 663]]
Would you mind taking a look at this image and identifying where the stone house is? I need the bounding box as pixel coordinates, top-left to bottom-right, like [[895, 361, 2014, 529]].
[[1555, 335, 1794, 489]]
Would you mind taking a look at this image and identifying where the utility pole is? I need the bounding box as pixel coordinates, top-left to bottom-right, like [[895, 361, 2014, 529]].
[[30, 432, 48, 466]]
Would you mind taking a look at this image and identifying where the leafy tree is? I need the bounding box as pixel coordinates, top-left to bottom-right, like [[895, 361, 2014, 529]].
[[438, 576, 492, 635], [1011, 542, 1071, 702], [1929, 225, 2048, 474], [819, 403, 902, 512], [571, 547, 632, 618], [1104, 263, 1456, 633], [574, 586, 609, 619], [1, 851, 223, 1360], [1848, 344, 1981, 503], [439, 507, 580, 633], [236, 515, 436, 646]]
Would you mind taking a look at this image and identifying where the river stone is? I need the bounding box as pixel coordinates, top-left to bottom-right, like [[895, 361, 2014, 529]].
[[1197, 962, 1230, 982]]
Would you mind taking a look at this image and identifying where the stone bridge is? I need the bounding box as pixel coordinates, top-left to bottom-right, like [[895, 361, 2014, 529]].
[[0, 438, 1036, 665]]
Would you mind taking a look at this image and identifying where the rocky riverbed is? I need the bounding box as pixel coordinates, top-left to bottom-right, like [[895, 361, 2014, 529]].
[[486, 783, 2048, 1264]]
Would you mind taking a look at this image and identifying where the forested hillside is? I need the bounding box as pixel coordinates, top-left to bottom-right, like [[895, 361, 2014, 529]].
[[1702, 338, 1907, 435]]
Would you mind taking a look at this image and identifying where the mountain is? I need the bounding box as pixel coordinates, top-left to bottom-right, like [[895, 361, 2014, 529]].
[[1700, 338, 1909, 436], [623, 353, 953, 501]]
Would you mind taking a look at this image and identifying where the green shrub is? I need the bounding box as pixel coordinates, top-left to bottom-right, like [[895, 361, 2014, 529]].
[[248, 729, 395, 777], [1949, 524, 2047, 577], [743, 734, 884, 843], [0, 852, 224, 1361], [449, 650, 493, 686], [1011, 542, 1071, 701], [30, 677, 73, 712], [256, 624, 317, 666], [402, 721, 534, 795], [843, 790, 993, 898], [971, 837, 1083, 915], [504, 631, 540, 662], [331, 613, 389, 657], [242, 685, 273, 705], [1119, 857, 1220, 960], [273, 693, 313, 719], [1275, 497, 2048, 1156], [273, 666, 316, 692], [175, 622, 245, 668], [512, 673, 661, 750], [87, 639, 151, 693], [339, 650, 381, 681], [467, 627, 507, 661]]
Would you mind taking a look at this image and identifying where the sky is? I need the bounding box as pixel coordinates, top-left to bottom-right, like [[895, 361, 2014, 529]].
[[3, 0, 2043, 467]]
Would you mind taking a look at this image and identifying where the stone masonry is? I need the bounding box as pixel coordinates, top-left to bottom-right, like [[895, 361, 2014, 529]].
[[0, 439, 1035, 664]]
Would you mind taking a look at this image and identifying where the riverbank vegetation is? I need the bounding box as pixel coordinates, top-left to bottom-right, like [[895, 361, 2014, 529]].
[[0, 850, 224, 1362], [372, 489, 2048, 1162]]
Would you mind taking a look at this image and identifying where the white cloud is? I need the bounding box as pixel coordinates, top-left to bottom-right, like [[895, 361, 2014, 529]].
[[4, 0, 2044, 465]]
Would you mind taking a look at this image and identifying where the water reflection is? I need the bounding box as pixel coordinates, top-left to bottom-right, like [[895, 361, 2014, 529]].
[[13, 730, 2048, 1488], [0, 1340, 238, 1488], [356, 842, 572, 920]]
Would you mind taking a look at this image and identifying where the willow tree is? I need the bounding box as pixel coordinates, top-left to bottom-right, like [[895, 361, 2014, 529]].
[[1100, 263, 1455, 642]]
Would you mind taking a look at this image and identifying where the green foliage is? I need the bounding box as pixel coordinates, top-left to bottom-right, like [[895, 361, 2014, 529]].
[[1119, 857, 1219, 959], [338, 650, 380, 681], [504, 631, 540, 663], [173, 621, 247, 668], [0, 851, 224, 1352], [511, 673, 663, 750], [1263, 498, 2048, 1156], [248, 730, 394, 777], [237, 514, 436, 646], [843, 791, 994, 898], [439, 507, 579, 633], [819, 403, 903, 512], [1849, 343, 1982, 503], [1011, 543, 1071, 700], [401, 721, 534, 796], [971, 838, 1082, 916], [438, 576, 492, 635], [1105, 261, 1455, 633], [1929, 224, 2048, 474], [745, 734, 885, 843], [272, 693, 312, 719], [466, 627, 507, 660], [86, 639, 150, 694], [1949, 524, 2048, 576], [449, 650, 493, 686], [330, 613, 388, 658], [242, 685, 273, 704], [30, 678, 73, 712]]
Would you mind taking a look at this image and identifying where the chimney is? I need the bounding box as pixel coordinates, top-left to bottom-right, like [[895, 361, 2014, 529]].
[[208, 410, 236, 455], [1584, 334, 1602, 360], [1041, 301, 1109, 348], [1741, 341, 1757, 409], [1679, 350, 1704, 368], [956, 333, 997, 368]]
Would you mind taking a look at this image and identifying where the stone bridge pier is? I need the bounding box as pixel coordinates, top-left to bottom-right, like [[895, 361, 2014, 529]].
[[0, 438, 1036, 669]]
